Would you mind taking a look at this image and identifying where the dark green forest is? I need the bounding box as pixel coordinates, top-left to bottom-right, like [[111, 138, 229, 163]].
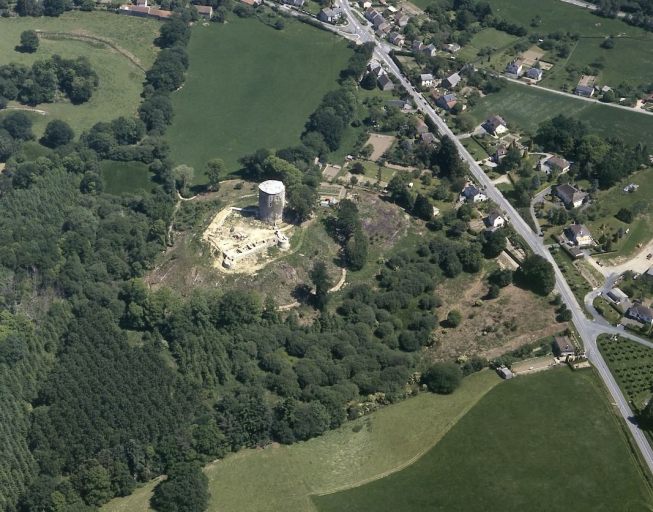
[[0, 10, 560, 512]]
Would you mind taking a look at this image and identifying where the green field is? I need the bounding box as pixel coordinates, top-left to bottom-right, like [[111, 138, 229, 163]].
[[101, 371, 500, 512], [457, 27, 519, 63], [166, 18, 351, 183], [467, 82, 653, 147], [488, 0, 648, 38], [100, 160, 155, 195], [0, 12, 159, 137], [315, 368, 653, 512], [599, 335, 653, 409]]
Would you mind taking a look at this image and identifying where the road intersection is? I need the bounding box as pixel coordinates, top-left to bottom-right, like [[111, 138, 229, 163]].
[[329, 0, 653, 474]]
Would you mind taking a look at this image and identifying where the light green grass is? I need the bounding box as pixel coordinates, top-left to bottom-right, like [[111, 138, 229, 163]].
[[359, 160, 396, 182], [599, 335, 653, 409], [0, 12, 159, 137], [100, 160, 155, 196], [593, 296, 622, 325], [467, 82, 653, 146], [457, 27, 519, 63], [586, 168, 653, 260], [101, 370, 500, 512], [314, 368, 653, 512], [488, 0, 650, 38], [166, 18, 351, 182]]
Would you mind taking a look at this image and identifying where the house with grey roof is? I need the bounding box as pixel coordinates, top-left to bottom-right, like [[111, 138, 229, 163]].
[[377, 73, 394, 91], [422, 43, 437, 57], [420, 73, 434, 87], [564, 223, 592, 247], [484, 212, 505, 230], [442, 72, 461, 89], [626, 304, 653, 326], [388, 32, 405, 46], [460, 183, 487, 203], [420, 132, 437, 145], [444, 43, 461, 53], [482, 115, 507, 136], [505, 59, 524, 77], [540, 155, 570, 175], [318, 7, 342, 23], [575, 84, 594, 97], [526, 67, 543, 81], [555, 184, 587, 208], [553, 336, 576, 358], [435, 93, 457, 111]]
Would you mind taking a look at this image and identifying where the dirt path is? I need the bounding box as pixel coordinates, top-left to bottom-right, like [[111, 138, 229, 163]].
[[36, 30, 147, 72], [5, 106, 48, 115]]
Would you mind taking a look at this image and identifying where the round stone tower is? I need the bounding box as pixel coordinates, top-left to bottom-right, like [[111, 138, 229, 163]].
[[258, 180, 285, 225]]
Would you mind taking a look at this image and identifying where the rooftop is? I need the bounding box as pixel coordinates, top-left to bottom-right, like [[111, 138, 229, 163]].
[[259, 180, 285, 195]]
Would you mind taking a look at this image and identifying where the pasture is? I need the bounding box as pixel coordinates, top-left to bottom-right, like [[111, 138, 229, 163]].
[[314, 368, 653, 512], [101, 371, 500, 512], [100, 160, 155, 196], [467, 82, 653, 147], [598, 335, 653, 409], [166, 18, 351, 183], [0, 12, 159, 137]]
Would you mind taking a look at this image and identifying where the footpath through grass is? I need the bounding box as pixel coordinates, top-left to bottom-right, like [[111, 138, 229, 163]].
[[314, 368, 653, 512], [0, 12, 159, 137], [467, 82, 653, 148], [101, 370, 500, 512], [167, 18, 351, 183]]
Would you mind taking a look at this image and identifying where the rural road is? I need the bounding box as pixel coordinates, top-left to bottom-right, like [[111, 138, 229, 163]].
[[559, 0, 626, 17], [329, 0, 653, 475]]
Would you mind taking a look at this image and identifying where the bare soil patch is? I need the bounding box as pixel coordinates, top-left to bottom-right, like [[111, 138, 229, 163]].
[[366, 133, 397, 162], [520, 46, 545, 67], [429, 276, 558, 361]]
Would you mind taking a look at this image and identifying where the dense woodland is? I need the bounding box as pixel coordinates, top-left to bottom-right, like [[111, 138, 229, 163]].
[[0, 5, 620, 512]]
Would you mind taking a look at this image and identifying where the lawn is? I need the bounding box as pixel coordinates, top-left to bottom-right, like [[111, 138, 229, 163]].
[[593, 296, 622, 325], [0, 12, 159, 137], [467, 82, 653, 147], [586, 168, 653, 260], [100, 160, 155, 196], [166, 18, 351, 183], [314, 368, 653, 512], [550, 247, 593, 312], [599, 335, 653, 410], [457, 27, 519, 63], [101, 371, 500, 512]]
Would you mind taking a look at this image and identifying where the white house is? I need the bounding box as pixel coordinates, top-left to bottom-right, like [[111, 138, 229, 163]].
[[460, 183, 487, 203], [420, 73, 434, 87], [484, 212, 506, 230], [526, 67, 543, 81], [564, 224, 592, 247], [505, 59, 524, 77]]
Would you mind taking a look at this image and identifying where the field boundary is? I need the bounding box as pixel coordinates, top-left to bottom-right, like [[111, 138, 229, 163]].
[[312, 374, 500, 497], [36, 30, 146, 72]]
